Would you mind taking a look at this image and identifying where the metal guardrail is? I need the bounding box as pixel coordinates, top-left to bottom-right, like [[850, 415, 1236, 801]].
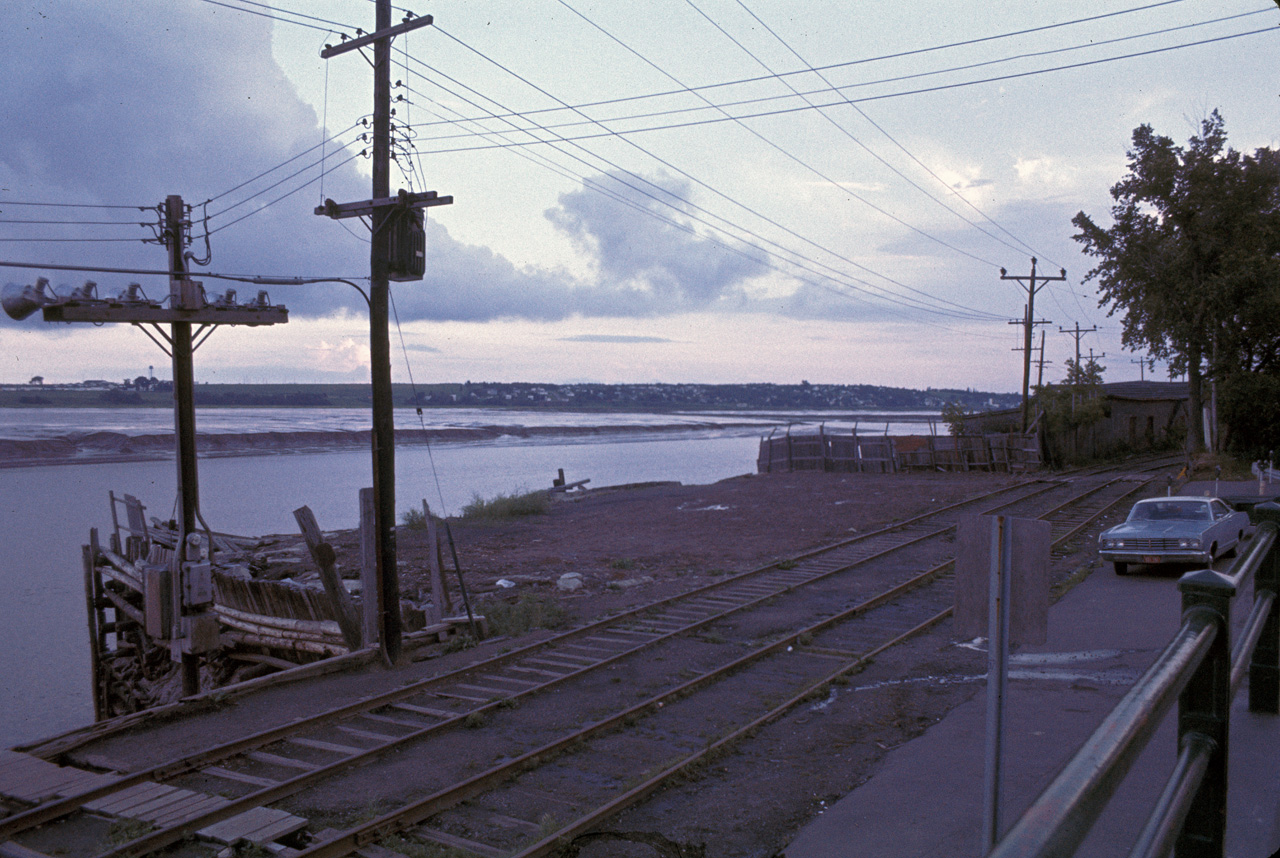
[[986, 504, 1280, 858]]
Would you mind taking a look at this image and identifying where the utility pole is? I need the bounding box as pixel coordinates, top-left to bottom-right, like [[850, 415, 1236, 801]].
[[317, 5, 451, 665], [163, 195, 202, 695], [1059, 322, 1097, 372], [1131, 357, 1151, 381], [1002, 259, 1065, 432], [1036, 330, 1050, 389], [3, 196, 288, 699], [1006, 301, 1053, 431]]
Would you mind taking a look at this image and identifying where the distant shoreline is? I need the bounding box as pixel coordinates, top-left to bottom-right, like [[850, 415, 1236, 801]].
[[0, 422, 773, 470]]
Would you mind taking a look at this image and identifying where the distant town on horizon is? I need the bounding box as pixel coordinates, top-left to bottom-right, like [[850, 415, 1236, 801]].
[[1, 378, 1022, 412]]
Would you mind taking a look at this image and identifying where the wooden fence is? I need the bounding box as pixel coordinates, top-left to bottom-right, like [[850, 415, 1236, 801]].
[[758, 428, 1040, 474]]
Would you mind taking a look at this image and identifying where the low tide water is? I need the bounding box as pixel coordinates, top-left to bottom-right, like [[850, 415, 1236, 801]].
[[0, 428, 765, 749]]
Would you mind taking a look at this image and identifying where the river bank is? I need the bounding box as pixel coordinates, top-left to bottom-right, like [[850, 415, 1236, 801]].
[[0, 422, 767, 469]]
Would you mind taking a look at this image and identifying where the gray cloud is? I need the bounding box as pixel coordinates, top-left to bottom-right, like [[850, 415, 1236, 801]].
[[0, 4, 771, 331], [546, 170, 766, 310], [558, 334, 673, 343]]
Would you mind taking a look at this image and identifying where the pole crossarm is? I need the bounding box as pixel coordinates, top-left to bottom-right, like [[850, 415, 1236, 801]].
[[314, 190, 453, 220], [320, 14, 433, 58]]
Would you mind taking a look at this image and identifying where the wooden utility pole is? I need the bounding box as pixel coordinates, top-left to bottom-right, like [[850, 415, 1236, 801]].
[[1002, 259, 1065, 431], [317, 4, 451, 665], [7, 196, 289, 701], [1059, 323, 1097, 372], [163, 195, 203, 696]]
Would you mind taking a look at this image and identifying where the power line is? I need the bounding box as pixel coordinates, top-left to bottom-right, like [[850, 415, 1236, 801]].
[[691, 0, 1034, 263], [206, 151, 365, 236], [193, 0, 352, 34], [426, 26, 1008, 319], [401, 24, 1273, 157], [0, 200, 152, 210], [405, 4, 1252, 135], [395, 63, 1006, 323]]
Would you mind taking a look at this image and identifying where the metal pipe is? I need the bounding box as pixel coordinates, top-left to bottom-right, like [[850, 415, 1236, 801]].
[[1232, 591, 1275, 696], [1128, 732, 1215, 858], [988, 611, 1217, 858]]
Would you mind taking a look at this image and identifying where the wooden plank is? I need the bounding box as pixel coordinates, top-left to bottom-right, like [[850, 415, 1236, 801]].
[[452, 683, 516, 697], [424, 502, 452, 619], [359, 488, 378, 647], [203, 766, 281, 788], [415, 827, 506, 858], [388, 702, 453, 719], [430, 689, 492, 703], [149, 794, 231, 828], [332, 724, 397, 742], [284, 737, 362, 756], [294, 505, 362, 650], [198, 805, 306, 845], [85, 782, 178, 814], [357, 712, 424, 729], [242, 751, 319, 771], [127, 789, 210, 822]]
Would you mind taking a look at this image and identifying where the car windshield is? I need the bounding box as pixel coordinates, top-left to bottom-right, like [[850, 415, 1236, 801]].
[[1128, 501, 1210, 522]]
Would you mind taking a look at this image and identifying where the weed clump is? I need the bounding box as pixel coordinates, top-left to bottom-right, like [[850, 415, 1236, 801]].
[[482, 594, 570, 636], [461, 489, 549, 520]]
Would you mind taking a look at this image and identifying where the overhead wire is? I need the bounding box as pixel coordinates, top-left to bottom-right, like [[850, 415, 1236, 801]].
[[420, 29, 1008, 321], [402, 2, 1243, 135], [193, 0, 353, 33], [394, 68, 1004, 325], [492, 2, 1000, 269], [400, 20, 1273, 155], [206, 151, 364, 235], [727, 0, 1041, 260]]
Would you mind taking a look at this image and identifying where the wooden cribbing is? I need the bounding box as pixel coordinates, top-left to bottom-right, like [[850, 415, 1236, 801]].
[[293, 506, 363, 650]]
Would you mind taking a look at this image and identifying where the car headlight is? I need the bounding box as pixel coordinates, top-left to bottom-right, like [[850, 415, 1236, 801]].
[[1179, 538, 1201, 549], [1101, 538, 1120, 549]]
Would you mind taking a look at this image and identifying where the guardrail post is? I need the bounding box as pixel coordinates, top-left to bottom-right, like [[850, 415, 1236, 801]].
[[1249, 507, 1280, 714], [1176, 568, 1236, 858]]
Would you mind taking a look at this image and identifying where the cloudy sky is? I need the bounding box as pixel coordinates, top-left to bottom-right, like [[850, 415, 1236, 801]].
[[1, 0, 1276, 391]]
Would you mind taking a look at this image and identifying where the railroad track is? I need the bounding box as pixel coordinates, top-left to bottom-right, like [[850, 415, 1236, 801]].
[[0, 459, 1177, 858]]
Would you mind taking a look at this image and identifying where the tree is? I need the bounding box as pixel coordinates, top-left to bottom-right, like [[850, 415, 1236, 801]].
[[1072, 111, 1280, 453]]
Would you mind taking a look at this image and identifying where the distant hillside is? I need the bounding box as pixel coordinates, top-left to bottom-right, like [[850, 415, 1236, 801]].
[[0, 381, 1020, 411]]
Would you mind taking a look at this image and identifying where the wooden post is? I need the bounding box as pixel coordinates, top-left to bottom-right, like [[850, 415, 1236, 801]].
[[82, 535, 104, 722], [424, 501, 452, 620], [294, 505, 364, 650], [359, 488, 378, 647]]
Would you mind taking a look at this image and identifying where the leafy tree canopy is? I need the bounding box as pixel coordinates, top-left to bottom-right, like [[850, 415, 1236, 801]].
[[1072, 111, 1280, 452]]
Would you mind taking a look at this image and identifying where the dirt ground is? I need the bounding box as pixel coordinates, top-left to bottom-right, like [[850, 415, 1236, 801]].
[[353, 469, 1025, 620], [101, 469, 1117, 858], [315, 470, 1071, 857]]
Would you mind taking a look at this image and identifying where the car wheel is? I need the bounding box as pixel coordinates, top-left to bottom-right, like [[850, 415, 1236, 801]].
[[1209, 543, 1218, 562], [1113, 561, 1128, 576]]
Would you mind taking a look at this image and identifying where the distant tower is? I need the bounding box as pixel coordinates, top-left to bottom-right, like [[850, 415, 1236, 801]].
[[149, 365, 154, 381]]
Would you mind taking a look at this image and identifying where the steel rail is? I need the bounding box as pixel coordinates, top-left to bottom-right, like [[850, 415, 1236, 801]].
[[294, 573, 965, 858], [82, 511, 984, 858], [6, 462, 1168, 858], [101, 474, 1156, 858], [4, 478, 1065, 841], [28, 480, 1064, 858], [289, 473, 1164, 858]]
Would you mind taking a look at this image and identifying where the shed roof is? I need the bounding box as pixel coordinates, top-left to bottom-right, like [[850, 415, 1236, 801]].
[[1099, 380, 1188, 402]]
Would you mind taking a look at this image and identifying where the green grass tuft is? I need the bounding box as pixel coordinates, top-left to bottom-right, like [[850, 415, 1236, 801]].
[[482, 594, 570, 636], [460, 489, 549, 520]]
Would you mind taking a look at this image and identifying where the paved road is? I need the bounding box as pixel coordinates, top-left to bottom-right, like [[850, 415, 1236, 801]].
[[783, 547, 1280, 858]]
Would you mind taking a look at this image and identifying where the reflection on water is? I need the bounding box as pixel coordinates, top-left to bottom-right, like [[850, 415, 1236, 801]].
[[0, 431, 761, 749]]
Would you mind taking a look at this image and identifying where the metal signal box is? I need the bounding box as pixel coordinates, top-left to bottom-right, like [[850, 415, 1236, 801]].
[[387, 208, 426, 281]]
